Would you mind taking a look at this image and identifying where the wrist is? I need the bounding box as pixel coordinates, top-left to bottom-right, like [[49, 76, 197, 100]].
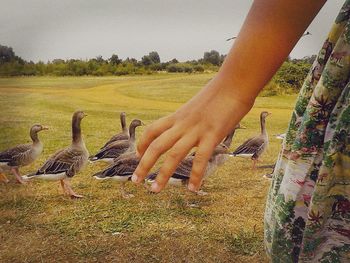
[[209, 72, 256, 112]]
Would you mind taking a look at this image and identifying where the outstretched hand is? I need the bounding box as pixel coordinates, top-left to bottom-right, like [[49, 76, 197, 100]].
[[131, 0, 325, 193], [131, 76, 253, 193]]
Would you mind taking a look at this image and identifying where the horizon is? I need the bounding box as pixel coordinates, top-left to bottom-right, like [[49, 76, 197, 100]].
[[2, 44, 318, 64], [1, 0, 344, 63]]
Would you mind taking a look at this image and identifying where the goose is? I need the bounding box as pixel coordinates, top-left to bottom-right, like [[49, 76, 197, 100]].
[[89, 119, 143, 163], [23, 111, 89, 198], [147, 143, 229, 195], [100, 112, 129, 149], [0, 124, 48, 184], [230, 111, 271, 169], [146, 126, 241, 194], [262, 131, 286, 179], [93, 151, 139, 198]]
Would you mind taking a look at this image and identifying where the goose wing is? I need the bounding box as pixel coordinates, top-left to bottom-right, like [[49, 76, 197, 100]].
[[232, 136, 265, 155], [172, 156, 194, 180], [101, 132, 129, 149], [36, 147, 86, 177], [0, 144, 32, 166], [92, 140, 130, 160], [95, 154, 139, 178], [146, 155, 194, 181]]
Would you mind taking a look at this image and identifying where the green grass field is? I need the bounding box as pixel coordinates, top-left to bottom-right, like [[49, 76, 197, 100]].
[[0, 74, 297, 262]]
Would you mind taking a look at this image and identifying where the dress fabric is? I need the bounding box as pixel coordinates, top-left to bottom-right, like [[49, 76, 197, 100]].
[[264, 1, 350, 262]]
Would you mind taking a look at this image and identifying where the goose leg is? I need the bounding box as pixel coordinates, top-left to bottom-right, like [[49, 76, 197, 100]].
[[60, 179, 70, 195], [252, 159, 258, 170], [63, 179, 83, 199], [120, 182, 134, 199], [11, 167, 26, 184]]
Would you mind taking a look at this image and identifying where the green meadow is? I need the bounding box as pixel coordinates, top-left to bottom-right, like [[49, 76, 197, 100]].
[[0, 74, 297, 262]]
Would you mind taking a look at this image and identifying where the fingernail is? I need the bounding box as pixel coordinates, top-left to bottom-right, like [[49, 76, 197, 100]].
[[188, 183, 198, 192], [150, 182, 161, 193], [131, 173, 139, 183]]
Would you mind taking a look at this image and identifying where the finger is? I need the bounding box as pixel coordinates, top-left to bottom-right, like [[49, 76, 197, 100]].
[[188, 137, 217, 192], [137, 116, 174, 157], [150, 134, 197, 193], [132, 126, 183, 183]]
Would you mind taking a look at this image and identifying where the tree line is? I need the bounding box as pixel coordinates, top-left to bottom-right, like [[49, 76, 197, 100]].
[[0, 44, 314, 93], [0, 45, 224, 76]]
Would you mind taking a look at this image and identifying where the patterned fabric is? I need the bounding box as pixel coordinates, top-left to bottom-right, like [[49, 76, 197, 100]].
[[264, 1, 350, 262]]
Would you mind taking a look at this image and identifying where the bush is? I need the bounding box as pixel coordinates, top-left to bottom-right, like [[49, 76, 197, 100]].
[[166, 63, 194, 73]]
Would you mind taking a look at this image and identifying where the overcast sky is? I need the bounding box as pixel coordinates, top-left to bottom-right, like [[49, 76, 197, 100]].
[[0, 0, 345, 62]]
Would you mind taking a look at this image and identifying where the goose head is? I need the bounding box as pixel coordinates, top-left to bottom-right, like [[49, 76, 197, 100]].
[[129, 119, 145, 141], [129, 119, 144, 129], [30, 124, 49, 142], [31, 124, 49, 133], [235, 122, 246, 129], [260, 111, 271, 119], [73, 111, 88, 122], [213, 144, 229, 156]]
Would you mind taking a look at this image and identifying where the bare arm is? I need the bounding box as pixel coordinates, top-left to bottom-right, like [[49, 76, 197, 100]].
[[132, 0, 326, 193]]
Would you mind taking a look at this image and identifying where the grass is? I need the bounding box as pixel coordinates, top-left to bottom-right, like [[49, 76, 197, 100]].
[[0, 74, 297, 262]]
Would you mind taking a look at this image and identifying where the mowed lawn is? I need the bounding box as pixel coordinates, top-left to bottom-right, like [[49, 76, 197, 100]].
[[0, 74, 297, 263]]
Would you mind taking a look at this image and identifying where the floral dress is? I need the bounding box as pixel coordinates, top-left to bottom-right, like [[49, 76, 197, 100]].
[[264, 1, 350, 262]]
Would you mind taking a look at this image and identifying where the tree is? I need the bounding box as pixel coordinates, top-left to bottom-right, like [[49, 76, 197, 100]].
[[203, 50, 221, 66], [148, 51, 160, 63], [0, 45, 16, 64], [95, 55, 105, 64], [52, 59, 65, 64], [141, 55, 152, 66], [169, 58, 178, 64], [109, 54, 122, 65], [125, 57, 138, 65], [141, 51, 160, 66]]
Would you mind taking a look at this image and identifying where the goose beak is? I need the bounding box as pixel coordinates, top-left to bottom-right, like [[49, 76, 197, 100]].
[[141, 121, 145, 126], [83, 113, 88, 118], [267, 112, 272, 116], [42, 126, 49, 130]]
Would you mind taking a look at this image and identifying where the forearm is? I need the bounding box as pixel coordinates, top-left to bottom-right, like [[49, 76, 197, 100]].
[[217, 0, 326, 105]]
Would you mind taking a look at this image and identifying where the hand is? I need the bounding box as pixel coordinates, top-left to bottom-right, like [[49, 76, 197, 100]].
[[131, 0, 325, 193], [132, 76, 253, 193]]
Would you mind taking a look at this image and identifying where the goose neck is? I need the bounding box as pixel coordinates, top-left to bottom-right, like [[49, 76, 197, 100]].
[[121, 114, 127, 132], [30, 129, 39, 144], [223, 129, 236, 147], [129, 124, 137, 141], [72, 118, 82, 144], [260, 116, 267, 135]]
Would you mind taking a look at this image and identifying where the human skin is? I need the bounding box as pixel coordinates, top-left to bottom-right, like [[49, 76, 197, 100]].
[[132, 0, 326, 193]]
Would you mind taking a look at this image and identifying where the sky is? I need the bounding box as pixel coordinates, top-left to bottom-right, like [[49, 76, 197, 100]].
[[0, 0, 345, 62]]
